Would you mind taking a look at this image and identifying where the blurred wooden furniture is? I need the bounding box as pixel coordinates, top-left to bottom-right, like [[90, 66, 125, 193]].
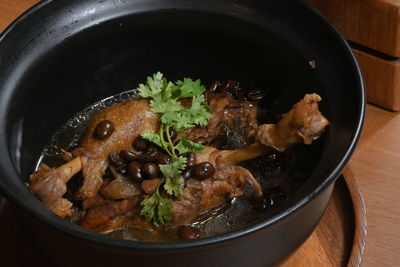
[[308, 0, 400, 110], [1, 0, 400, 266]]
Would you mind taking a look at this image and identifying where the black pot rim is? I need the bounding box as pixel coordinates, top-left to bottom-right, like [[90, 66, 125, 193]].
[[0, 0, 365, 251]]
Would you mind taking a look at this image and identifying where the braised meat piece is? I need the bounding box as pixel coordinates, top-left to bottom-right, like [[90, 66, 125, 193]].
[[73, 99, 158, 200], [184, 92, 258, 144], [28, 77, 329, 241], [29, 157, 81, 217], [30, 90, 259, 208], [257, 94, 329, 151], [101, 168, 141, 200], [81, 197, 140, 231], [80, 145, 266, 232], [82, 194, 111, 210], [171, 145, 264, 224]]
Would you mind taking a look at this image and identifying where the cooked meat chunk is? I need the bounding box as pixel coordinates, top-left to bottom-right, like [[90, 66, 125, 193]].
[[29, 157, 81, 217], [101, 169, 141, 200], [141, 178, 162, 195], [171, 146, 264, 224], [184, 92, 258, 144], [81, 144, 267, 230], [81, 197, 139, 231], [82, 194, 111, 210], [257, 94, 329, 152], [98, 214, 154, 234], [28, 91, 255, 215], [73, 99, 159, 200], [72, 91, 258, 201]]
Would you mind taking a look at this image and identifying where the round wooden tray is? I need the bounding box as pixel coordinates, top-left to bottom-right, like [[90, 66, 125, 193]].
[[281, 166, 367, 267], [0, 166, 366, 267]]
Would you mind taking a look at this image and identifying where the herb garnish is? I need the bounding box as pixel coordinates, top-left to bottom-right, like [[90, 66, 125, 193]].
[[138, 72, 213, 226], [140, 185, 172, 227]]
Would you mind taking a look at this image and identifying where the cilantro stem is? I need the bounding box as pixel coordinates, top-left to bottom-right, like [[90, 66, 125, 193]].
[[159, 124, 173, 157], [155, 179, 165, 194], [137, 72, 213, 226], [165, 125, 177, 159]]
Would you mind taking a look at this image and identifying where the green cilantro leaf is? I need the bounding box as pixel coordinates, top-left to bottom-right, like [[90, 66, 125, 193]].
[[140, 187, 172, 227], [160, 112, 193, 132], [174, 78, 206, 98], [184, 95, 213, 126], [137, 72, 214, 226], [141, 131, 163, 148], [175, 137, 205, 155], [160, 156, 187, 196], [158, 96, 212, 131], [164, 176, 185, 196], [150, 98, 182, 114], [138, 72, 164, 98], [159, 156, 187, 179]]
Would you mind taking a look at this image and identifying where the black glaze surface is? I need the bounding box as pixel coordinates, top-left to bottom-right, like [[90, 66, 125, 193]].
[[0, 0, 364, 266]]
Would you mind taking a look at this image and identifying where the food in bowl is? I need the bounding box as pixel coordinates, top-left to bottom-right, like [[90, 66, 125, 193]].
[[28, 72, 329, 242]]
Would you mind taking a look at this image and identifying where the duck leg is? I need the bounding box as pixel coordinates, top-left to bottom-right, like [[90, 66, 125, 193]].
[[29, 156, 82, 217], [256, 93, 329, 152]]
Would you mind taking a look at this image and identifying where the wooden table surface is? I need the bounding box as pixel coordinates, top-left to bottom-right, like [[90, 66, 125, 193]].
[[1, 0, 400, 266]]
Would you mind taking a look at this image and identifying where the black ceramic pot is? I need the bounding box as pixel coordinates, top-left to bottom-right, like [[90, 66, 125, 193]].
[[0, 0, 364, 266]]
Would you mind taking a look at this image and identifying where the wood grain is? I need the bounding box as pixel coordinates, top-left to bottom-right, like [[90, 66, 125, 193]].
[[350, 105, 400, 267], [307, 0, 400, 57], [342, 167, 367, 267], [0, 0, 39, 32], [281, 168, 367, 267], [1, 1, 400, 266], [352, 47, 400, 111]]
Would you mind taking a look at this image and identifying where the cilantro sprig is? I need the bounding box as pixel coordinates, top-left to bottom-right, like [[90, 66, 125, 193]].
[[140, 185, 172, 227], [137, 72, 213, 226]]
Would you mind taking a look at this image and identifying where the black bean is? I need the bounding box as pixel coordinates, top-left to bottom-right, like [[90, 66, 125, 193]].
[[132, 136, 148, 151], [194, 137, 208, 145], [138, 147, 159, 163], [138, 153, 158, 164], [120, 150, 142, 162], [94, 120, 114, 139], [145, 145, 158, 154], [108, 152, 124, 166], [184, 152, 196, 168], [178, 225, 200, 241], [157, 154, 171, 165], [143, 163, 159, 179], [182, 168, 192, 180], [128, 161, 144, 182], [193, 162, 215, 180]]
